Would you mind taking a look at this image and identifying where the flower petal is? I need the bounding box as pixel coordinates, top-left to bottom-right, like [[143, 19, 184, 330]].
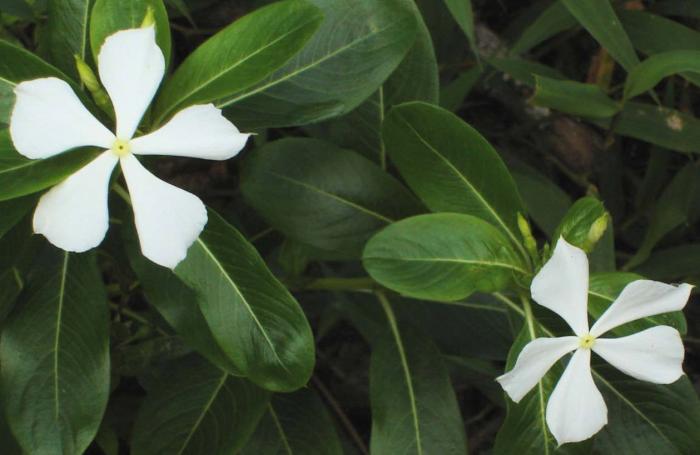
[[10, 78, 114, 159], [593, 326, 685, 384], [546, 349, 607, 445], [531, 237, 590, 336], [496, 336, 579, 403], [120, 154, 206, 269], [98, 26, 165, 139], [590, 280, 692, 337], [131, 104, 250, 160], [33, 151, 117, 251]]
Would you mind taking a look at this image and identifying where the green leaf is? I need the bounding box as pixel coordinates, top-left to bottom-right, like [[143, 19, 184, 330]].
[[152, 0, 323, 125], [0, 38, 76, 122], [123, 224, 241, 375], [510, 1, 577, 55], [553, 197, 608, 252], [90, 0, 171, 63], [363, 213, 529, 301], [0, 0, 33, 18], [624, 51, 700, 100], [588, 272, 687, 336], [594, 367, 700, 453], [0, 129, 100, 201], [131, 355, 270, 455], [222, 0, 418, 129], [0, 267, 22, 323], [382, 101, 527, 253], [41, 0, 91, 78], [0, 249, 110, 455], [532, 75, 619, 118], [488, 57, 564, 87], [240, 389, 344, 455], [241, 138, 423, 258], [625, 162, 700, 269], [174, 208, 315, 392], [439, 66, 481, 112], [370, 301, 467, 455], [510, 161, 572, 238], [442, 0, 478, 58], [0, 195, 34, 239], [561, 0, 639, 71]]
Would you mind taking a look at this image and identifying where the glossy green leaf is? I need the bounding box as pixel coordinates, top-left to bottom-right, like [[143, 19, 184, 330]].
[[0, 38, 76, 122], [510, 161, 572, 238], [370, 303, 467, 455], [510, 1, 577, 55], [0, 0, 33, 17], [363, 213, 529, 301], [0, 250, 110, 455], [624, 51, 700, 100], [240, 389, 344, 455], [241, 138, 422, 258], [174, 209, 315, 392], [0, 267, 21, 323], [153, 0, 323, 124], [625, 163, 700, 269], [442, 0, 478, 58], [0, 129, 100, 201], [222, 0, 418, 129], [588, 272, 687, 336], [439, 66, 481, 112], [553, 197, 608, 252], [131, 355, 270, 455], [41, 0, 91, 78], [123, 224, 241, 375], [383, 101, 527, 253], [90, 0, 171, 63], [488, 57, 564, 87], [532, 75, 619, 118], [561, 0, 639, 71]]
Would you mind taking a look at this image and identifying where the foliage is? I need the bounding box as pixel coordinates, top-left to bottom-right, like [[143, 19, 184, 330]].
[[1, 0, 700, 453]]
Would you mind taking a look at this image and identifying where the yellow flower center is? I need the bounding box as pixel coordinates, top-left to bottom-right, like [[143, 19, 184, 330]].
[[111, 139, 131, 157], [579, 333, 596, 349]]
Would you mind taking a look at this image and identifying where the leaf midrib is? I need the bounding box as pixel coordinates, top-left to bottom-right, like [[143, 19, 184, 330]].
[[194, 238, 287, 370], [175, 372, 228, 455], [158, 16, 320, 122], [269, 404, 294, 455], [364, 255, 528, 274], [53, 252, 69, 419], [265, 170, 395, 223]]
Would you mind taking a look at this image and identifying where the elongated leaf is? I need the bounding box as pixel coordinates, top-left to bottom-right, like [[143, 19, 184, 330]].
[[588, 272, 686, 336], [370, 308, 467, 455], [241, 138, 423, 258], [0, 0, 33, 17], [41, 0, 91, 78], [174, 209, 315, 392], [0, 195, 34, 239], [0, 267, 21, 322], [443, 0, 478, 57], [489, 57, 564, 87], [532, 75, 620, 118], [510, 1, 577, 55], [383, 101, 527, 253], [123, 224, 241, 375], [561, 0, 639, 71], [0, 129, 100, 201], [222, 0, 418, 129], [363, 213, 529, 301], [0, 249, 109, 455], [90, 0, 171, 62], [625, 51, 700, 100], [625, 163, 700, 268], [634, 243, 700, 281], [132, 355, 269, 455], [553, 197, 608, 252], [153, 0, 323, 124], [241, 389, 343, 455]]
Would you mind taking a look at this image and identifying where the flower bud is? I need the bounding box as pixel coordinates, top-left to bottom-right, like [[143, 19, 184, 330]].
[[141, 6, 156, 28], [74, 55, 112, 115], [517, 213, 538, 262], [584, 213, 609, 251]]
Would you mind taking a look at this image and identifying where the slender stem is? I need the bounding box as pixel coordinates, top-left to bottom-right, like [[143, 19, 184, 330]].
[[312, 375, 369, 455], [520, 294, 537, 339], [492, 292, 525, 317]]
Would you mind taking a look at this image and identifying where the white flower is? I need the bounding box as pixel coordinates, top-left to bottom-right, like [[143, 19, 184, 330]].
[[9, 26, 249, 268], [496, 238, 692, 446]]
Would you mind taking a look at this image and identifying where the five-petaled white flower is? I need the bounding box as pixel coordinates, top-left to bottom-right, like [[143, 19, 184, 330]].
[[9, 26, 249, 268], [497, 238, 692, 446]]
